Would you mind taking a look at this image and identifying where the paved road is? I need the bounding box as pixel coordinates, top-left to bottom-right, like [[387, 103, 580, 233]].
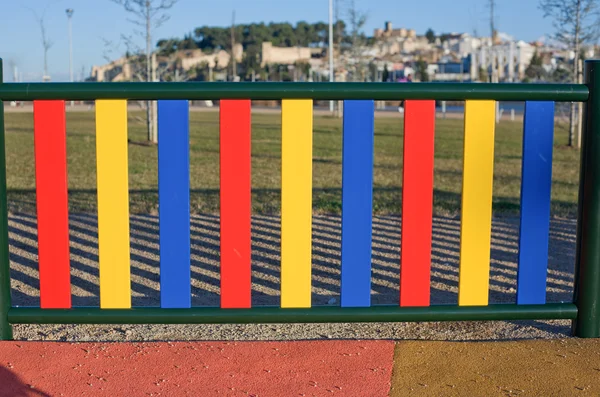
[[4, 103, 524, 120]]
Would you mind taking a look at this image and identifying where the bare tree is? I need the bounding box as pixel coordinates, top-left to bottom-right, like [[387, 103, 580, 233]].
[[101, 38, 121, 64], [540, 0, 600, 147], [488, 0, 497, 84], [25, 5, 55, 81], [346, 1, 368, 82], [230, 10, 237, 80], [110, 0, 179, 143], [333, 0, 367, 83]]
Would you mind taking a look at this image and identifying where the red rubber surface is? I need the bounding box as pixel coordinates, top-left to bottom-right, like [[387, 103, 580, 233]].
[[0, 340, 394, 396]]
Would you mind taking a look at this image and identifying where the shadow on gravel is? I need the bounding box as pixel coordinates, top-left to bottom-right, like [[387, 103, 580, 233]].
[[7, 212, 576, 311]]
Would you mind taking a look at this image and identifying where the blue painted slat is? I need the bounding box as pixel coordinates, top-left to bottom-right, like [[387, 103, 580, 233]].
[[517, 101, 555, 305], [158, 100, 191, 308], [341, 100, 375, 307]]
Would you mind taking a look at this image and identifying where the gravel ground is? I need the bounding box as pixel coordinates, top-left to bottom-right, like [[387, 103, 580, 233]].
[[7, 212, 576, 341]]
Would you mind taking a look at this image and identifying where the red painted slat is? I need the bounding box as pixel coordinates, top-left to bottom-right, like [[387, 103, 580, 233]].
[[220, 100, 252, 308], [34, 100, 71, 308], [400, 100, 435, 307]]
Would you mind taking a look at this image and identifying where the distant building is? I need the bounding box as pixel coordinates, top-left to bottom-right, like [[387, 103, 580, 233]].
[[428, 58, 471, 82], [372, 21, 430, 59], [90, 45, 243, 82], [260, 42, 313, 67], [375, 36, 431, 56], [178, 47, 241, 71], [91, 57, 132, 82], [90, 21, 563, 85], [470, 40, 535, 82], [442, 33, 490, 57], [374, 22, 416, 39]]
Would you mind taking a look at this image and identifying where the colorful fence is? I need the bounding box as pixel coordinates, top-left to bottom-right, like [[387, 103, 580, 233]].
[[1, 58, 600, 340]]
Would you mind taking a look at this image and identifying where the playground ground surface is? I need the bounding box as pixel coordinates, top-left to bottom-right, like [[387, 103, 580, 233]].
[[1, 339, 599, 396], [1, 104, 595, 396], [3, 212, 589, 396]]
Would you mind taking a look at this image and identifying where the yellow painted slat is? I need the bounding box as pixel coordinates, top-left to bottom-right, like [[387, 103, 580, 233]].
[[96, 100, 131, 308], [281, 99, 313, 308], [458, 100, 496, 306]]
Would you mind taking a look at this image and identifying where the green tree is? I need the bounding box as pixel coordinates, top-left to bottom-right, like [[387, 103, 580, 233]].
[[524, 50, 546, 81], [382, 64, 390, 82], [269, 22, 297, 47], [242, 23, 271, 48], [334, 20, 347, 46], [240, 45, 261, 79], [178, 33, 197, 50], [368, 62, 378, 81], [313, 22, 329, 45], [189, 61, 210, 81], [295, 21, 315, 46], [425, 28, 436, 43], [294, 61, 311, 81], [478, 66, 488, 82], [269, 64, 291, 81], [194, 26, 230, 49], [439, 33, 452, 43], [175, 21, 346, 53], [156, 38, 179, 55], [415, 59, 429, 82]]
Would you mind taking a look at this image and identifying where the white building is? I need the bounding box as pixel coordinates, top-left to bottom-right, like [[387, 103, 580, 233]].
[[470, 39, 535, 81]]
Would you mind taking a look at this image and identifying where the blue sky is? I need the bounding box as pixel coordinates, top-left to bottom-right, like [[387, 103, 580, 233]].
[[1, 0, 553, 82]]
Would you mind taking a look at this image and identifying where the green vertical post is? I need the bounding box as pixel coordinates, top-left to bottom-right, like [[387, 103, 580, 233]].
[[0, 58, 12, 340], [574, 60, 600, 338]]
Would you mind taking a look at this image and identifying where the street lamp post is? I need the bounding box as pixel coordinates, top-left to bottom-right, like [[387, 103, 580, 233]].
[[66, 8, 74, 107]]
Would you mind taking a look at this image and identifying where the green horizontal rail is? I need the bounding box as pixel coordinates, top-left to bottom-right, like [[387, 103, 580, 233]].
[[0, 82, 589, 102], [8, 303, 577, 324]]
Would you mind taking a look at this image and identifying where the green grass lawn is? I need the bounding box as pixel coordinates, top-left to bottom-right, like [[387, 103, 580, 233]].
[[3, 109, 580, 217]]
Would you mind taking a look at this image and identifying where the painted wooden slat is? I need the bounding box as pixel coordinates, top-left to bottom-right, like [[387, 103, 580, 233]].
[[458, 100, 496, 306], [158, 100, 191, 308], [400, 100, 436, 307], [341, 100, 374, 307], [281, 99, 313, 308], [33, 100, 72, 309], [96, 100, 131, 309], [517, 101, 555, 305], [220, 100, 252, 308]]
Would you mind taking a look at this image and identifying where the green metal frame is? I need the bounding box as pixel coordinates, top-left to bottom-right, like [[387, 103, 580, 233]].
[[7, 304, 577, 324], [0, 81, 589, 101], [0, 59, 12, 340], [0, 56, 599, 339], [573, 61, 600, 338]]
